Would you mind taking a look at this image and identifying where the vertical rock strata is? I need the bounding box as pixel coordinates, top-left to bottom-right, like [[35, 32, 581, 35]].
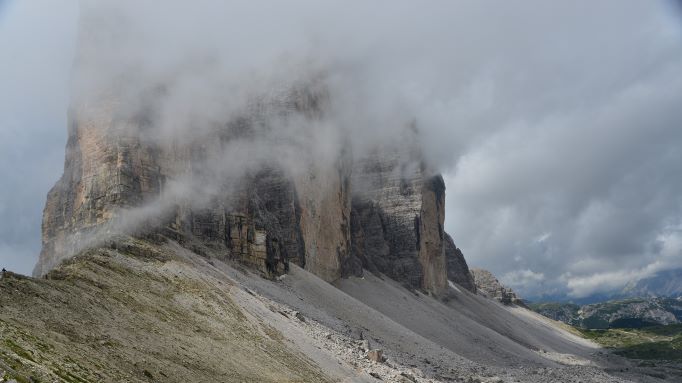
[[294, 156, 353, 282], [36, 88, 353, 281], [418, 175, 448, 295], [444, 233, 477, 293], [348, 131, 449, 296], [35, 10, 475, 294], [39, 110, 478, 298], [39, 104, 166, 276], [36, 97, 475, 297], [36, 97, 476, 298]]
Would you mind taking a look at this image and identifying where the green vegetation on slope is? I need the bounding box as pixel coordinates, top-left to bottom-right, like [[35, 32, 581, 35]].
[[577, 324, 682, 360]]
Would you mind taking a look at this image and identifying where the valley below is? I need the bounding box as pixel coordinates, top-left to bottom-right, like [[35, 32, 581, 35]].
[[577, 324, 682, 361], [527, 297, 682, 380]]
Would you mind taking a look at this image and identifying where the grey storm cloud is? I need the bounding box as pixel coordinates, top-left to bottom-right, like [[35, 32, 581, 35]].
[[443, 0, 682, 299], [1, 0, 681, 300]]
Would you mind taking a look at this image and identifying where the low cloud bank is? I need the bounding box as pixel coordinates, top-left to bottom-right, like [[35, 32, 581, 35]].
[[1, 1, 681, 298]]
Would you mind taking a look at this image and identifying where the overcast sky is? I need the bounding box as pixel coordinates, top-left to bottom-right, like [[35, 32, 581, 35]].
[[0, 0, 78, 276], [1, 1, 681, 300]]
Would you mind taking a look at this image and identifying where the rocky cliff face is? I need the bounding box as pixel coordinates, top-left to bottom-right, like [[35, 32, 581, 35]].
[[36, 88, 481, 298], [36, 94, 472, 297], [36, 88, 353, 282], [471, 268, 525, 306], [35, 14, 476, 296], [346, 131, 447, 295], [444, 233, 476, 293]]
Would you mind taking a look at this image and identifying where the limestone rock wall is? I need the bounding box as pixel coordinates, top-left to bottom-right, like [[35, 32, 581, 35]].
[[35, 89, 351, 281], [38, 108, 462, 299], [36, 14, 459, 291], [37, 94, 462, 299], [444, 233, 477, 293], [38, 105, 166, 276], [418, 175, 448, 295], [35, 6, 477, 301], [348, 133, 448, 296], [294, 156, 352, 282]]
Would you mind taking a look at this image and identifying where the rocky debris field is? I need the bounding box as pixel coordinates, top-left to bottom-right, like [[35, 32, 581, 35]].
[[1, 237, 680, 382]]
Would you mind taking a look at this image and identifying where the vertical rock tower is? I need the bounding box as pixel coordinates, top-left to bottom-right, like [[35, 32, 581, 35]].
[[348, 126, 449, 296], [36, 86, 353, 283], [35, 6, 475, 297]]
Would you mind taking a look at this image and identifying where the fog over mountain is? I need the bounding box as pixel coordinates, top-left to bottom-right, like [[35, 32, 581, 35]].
[[1, 0, 682, 300]]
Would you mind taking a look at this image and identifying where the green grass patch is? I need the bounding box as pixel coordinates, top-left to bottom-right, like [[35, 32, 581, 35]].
[[52, 366, 91, 383], [577, 324, 682, 360], [3, 339, 35, 363]]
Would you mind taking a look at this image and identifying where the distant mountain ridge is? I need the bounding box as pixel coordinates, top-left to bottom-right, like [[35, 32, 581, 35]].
[[531, 297, 682, 329]]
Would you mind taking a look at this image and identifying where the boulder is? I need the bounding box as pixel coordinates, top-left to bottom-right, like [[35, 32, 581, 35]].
[[367, 349, 384, 363]]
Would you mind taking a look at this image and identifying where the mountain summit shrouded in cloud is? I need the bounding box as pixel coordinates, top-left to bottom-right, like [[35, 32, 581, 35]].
[[1, 0, 682, 300]]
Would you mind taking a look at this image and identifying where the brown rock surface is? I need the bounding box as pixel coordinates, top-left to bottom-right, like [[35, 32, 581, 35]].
[[35, 87, 352, 282], [36, 10, 451, 293], [367, 349, 384, 363], [36, 92, 450, 297]]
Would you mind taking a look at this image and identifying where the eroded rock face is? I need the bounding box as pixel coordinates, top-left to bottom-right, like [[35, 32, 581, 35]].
[[38, 103, 452, 300], [348, 134, 448, 296], [471, 268, 525, 306], [443, 233, 476, 293], [38, 106, 165, 276], [293, 153, 353, 283], [36, 12, 456, 292], [35, 88, 353, 281], [37, 92, 456, 298]]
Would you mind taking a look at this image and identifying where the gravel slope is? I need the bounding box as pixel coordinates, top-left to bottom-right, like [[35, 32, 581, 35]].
[[1, 237, 677, 382]]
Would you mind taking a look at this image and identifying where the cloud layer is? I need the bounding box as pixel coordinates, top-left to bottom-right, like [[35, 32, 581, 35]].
[[444, 0, 682, 299], [1, 1, 681, 301]]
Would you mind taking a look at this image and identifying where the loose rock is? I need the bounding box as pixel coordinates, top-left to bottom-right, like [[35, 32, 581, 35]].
[[368, 349, 384, 363]]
